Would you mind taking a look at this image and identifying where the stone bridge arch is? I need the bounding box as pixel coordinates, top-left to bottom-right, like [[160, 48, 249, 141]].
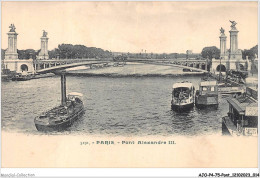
[[216, 64, 226, 72], [239, 63, 244, 70], [20, 64, 28, 72]]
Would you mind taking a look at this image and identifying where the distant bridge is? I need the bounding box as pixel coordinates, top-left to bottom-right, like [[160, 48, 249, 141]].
[[34, 58, 209, 74]]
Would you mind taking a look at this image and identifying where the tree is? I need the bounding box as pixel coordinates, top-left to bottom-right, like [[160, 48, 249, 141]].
[[17, 49, 37, 59], [201, 46, 220, 59], [48, 48, 60, 59], [242, 45, 258, 60]]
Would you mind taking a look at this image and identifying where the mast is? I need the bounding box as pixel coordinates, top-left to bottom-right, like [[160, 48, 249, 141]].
[[61, 72, 66, 106]]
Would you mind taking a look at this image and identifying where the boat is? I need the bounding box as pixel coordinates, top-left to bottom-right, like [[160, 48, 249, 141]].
[[222, 87, 258, 136], [12, 72, 33, 81], [1, 74, 12, 82], [34, 73, 85, 132], [2, 69, 15, 82], [195, 80, 218, 108], [33, 73, 55, 79], [171, 81, 195, 111]]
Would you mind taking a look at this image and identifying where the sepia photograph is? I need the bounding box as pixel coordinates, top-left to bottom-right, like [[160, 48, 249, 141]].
[[1, 1, 259, 177]]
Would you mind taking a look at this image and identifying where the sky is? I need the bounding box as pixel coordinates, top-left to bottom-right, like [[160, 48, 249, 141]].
[[1, 1, 258, 53]]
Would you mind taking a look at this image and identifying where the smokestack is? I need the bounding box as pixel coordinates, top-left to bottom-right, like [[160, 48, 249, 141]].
[[61, 72, 66, 106]]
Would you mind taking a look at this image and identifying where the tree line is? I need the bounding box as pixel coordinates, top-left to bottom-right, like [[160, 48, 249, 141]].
[[1, 44, 258, 61], [49, 44, 111, 59], [201, 45, 258, 60], [1, 44, 112, 60], [126, 52, 200, 59]]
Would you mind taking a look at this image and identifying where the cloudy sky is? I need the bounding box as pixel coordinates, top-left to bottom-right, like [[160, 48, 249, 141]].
[[1, 1, 258, 53]]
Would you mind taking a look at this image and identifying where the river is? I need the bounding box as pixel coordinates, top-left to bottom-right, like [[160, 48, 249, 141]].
[[1, 68, 229, 136]]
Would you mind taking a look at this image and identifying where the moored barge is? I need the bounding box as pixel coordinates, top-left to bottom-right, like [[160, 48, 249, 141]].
[[222, 87, 258, 136], [195, 80, 218, 108]]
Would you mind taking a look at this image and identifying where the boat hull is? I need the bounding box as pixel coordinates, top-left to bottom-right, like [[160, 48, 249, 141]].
[[222, 118, 232, 136], [35, 107, 85, 132], [195, 103, 218, 109], [12, 75, 32, 81], [171, 102, 194, 112], [195, 94, 218, 109]]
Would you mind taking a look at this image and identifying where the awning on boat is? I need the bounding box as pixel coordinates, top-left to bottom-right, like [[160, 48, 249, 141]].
[[172, 82, 193, 89], [227, 97, 258, 116], [227, 97, 246, 115], [68, 92, 83, 97], [200, 80, 217, 86]]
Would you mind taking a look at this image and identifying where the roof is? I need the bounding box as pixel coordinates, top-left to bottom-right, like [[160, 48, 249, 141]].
[[200, 80, 217, 86], [227, 96, 258, 116], [227, 97, 244, 114], [172, 82, 193, 89], [68, 92, 83, 97]]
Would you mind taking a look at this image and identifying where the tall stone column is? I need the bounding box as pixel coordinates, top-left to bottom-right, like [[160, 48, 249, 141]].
[[37, 30, 49, 59], [5, 24, 18, 60], [219, 27, 227, 58], [229, 21, 239, 55], [229, 29, 239, 54]]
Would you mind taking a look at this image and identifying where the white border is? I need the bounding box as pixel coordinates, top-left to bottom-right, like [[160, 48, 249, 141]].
[[0, 0, 259, 177]]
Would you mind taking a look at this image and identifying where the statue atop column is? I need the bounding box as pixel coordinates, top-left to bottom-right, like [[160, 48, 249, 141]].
[[42, 30, 48, 37], [38, 30, 49, 59], [5, 24, 18, 60], [220, 27, 225, 35], [229, 20, 237, 30], [9, 24, 16, 32]]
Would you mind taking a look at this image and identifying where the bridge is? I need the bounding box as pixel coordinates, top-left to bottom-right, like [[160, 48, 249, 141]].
[[34, 58, 209, 74]]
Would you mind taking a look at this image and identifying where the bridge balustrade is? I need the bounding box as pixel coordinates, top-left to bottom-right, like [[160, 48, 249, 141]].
[[34, 58, 208, 73]]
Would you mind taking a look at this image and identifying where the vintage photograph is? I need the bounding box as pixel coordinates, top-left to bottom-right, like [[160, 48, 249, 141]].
[[1, 1, 258, 173]]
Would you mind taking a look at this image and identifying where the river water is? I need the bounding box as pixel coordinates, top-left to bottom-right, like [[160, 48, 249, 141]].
[[1, 71, 230, 136]]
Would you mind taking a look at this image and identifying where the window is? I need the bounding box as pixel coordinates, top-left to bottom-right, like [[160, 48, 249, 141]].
[[202, 87, 207, 91]]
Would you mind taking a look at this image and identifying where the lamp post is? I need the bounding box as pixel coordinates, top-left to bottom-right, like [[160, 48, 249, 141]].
[[219, 57, 222, 82]]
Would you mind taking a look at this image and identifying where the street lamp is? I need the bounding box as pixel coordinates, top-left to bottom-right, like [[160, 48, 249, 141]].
[[219, 57, 222, 81]]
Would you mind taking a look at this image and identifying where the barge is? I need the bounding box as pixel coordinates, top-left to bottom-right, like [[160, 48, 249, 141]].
[[195, 80, 218, 108], [34, 73, 85, 132], [222, 87, 258, 136], [12, 73, 33, 81]]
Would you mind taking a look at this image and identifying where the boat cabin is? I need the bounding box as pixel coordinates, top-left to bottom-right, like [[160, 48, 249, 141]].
[[198, 80, 218, 95], [172, 82, 195, 100], [223, 87, 258, 136]]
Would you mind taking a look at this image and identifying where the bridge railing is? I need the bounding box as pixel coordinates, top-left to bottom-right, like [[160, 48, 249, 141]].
[[35, 58, 209, 73]]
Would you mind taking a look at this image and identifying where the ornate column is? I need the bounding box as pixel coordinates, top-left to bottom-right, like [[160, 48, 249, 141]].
[[219, 27, 227, 58], [229, 20, 239, 55], [5, 24, 18, 60], [38, 30, 49, 59]]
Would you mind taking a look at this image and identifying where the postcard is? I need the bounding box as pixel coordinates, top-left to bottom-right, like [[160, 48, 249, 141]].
[[1, 1, 259, 177]]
